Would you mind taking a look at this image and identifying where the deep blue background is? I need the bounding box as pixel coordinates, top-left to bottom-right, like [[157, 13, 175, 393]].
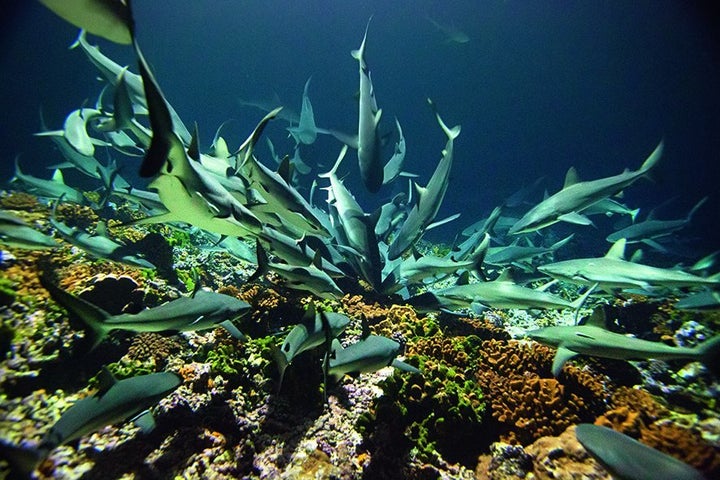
[[1, 1, 718, 258]]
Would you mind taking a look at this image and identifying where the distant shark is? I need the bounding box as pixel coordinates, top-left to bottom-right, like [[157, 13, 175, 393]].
[[538, 238, 720, 291], [50, 203, 155, 270], [509, 141, 663, 235], [11, 158, 88, 206], [606, 196, 708, 251], [0, 211, 57, 250], [387, 100, 460, 260], [352, 18, 384, 193], [527, 306, 720, 377], [410, 270, 594, 313]]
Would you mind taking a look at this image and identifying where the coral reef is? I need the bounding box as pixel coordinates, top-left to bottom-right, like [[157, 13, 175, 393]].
[[475, 340, 612, 445]]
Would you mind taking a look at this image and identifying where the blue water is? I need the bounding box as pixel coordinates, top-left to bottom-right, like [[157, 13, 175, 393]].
[[1, 1, 718, 254]]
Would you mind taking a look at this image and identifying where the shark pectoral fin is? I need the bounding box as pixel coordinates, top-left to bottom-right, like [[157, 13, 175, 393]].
[[219, 320, 247, 341], [552, 346, 578, 377], [131, 410, 156, 434], [557, 212, 594, 226], [391, 359, 421, 375], [641, 238, 668, 253]]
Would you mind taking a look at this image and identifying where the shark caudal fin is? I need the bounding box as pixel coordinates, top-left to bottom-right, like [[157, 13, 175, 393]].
[[39, 276, 111, 350], [697, 335, 720, 377]]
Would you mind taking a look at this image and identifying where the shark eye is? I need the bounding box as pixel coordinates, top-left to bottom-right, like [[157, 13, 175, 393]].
[[282, 343, 291, 353]]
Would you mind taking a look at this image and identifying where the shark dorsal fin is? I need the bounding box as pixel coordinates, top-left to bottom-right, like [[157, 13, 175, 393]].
[[95, 220, 108, 238], [629, 249, 644, 263], [188, 123, 200, 161], [277, 155, 292, 184], [584, 307, 607, 328], [455, 270, 470, 285], [496, 269, 514, 283], [311, 250, 323, 269], [96, 367, 118, 397], [563, 167, 580, 188], [605, 239, 627, 260], [51, 169, 66, 184]]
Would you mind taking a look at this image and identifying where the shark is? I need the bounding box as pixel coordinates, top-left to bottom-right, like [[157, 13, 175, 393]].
[[484, 234, 575, 268], [382, 253, 479, 294], [410, 270, 595, 313], [41, 277, 250, 349], [328, 335, 420, 382], [239, 149, 329, 238], [39, 0, 133, 44], [274, 305, 350, 386], [508, 141, 663, 235], [35, 108, 110, 157], [426, 15, 470, 45], [0, 211, 57, 250], [526, 306, 720, 377], [125, 40, 264, 239], [606, 196, 708, 250], [352, 18, 384, 193], [11, 158, 88, 205], [538, 238, 720, 291], [287, 77, 323, 145], [0, 369, 181, 478], [71, 29, 192, 144], [320, 145, 382, 288], [251, 240, 344, 300], [50, 203, 155, 269], [675, 289, 720, 311], [382, 118, 408, 185], [387, 100, 460, 260], [575, 424, 706, 480]]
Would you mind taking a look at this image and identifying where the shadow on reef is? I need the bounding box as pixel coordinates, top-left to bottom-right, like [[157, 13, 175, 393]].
[[76, 400, 242, 480], [2, 341, 127, 399]]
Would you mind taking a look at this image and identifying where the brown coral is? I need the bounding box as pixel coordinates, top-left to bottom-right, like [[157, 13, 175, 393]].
[[126, 332, 182, 367], [640, 422, 720, 475], [0, 192, 42, 211], [475, 340, 612, 445]]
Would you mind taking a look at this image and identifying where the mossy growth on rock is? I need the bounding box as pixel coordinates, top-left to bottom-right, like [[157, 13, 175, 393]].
[[358, 333, 487, 468]]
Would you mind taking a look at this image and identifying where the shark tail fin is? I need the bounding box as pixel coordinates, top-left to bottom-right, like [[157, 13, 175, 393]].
[[248, 239, 270, 283], [698, 335, 720, 377], [639, 140, 663, 176], [318, 145, 349, 179], [0, 441, 45, 479], [39, 276, 110, 350]]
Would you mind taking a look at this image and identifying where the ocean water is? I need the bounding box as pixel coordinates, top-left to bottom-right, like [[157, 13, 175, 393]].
[[1, 1, 718, 256], [1, 3, 720, 478]]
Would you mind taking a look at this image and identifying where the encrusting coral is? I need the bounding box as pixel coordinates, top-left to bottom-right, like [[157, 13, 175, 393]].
[[474, 339, 612, 445]]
